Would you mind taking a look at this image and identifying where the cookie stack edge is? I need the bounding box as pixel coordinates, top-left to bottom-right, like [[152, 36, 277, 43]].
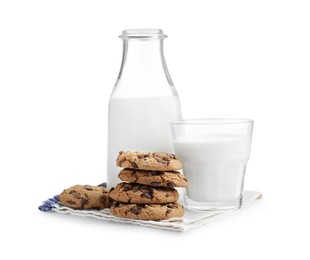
[[109, 151, 188, 220]]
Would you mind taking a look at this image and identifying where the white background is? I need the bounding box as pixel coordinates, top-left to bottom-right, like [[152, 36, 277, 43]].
[[0, 0, 309, 259]]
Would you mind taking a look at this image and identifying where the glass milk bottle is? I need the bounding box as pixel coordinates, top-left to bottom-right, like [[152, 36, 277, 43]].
[[107, 29, 182, 188]]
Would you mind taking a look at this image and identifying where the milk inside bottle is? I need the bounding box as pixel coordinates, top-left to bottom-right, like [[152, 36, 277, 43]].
[[107, 29, 182, 188]]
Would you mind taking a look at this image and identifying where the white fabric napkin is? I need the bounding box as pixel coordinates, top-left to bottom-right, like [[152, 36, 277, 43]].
[[52, 191, 262, 232]]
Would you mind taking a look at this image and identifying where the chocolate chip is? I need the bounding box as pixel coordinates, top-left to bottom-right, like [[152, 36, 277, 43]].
[[156, 158, 169, 165], [72, 193, 81, 199], [167, 181, 176, 188], [119, 151, 124, 155], [137, 154, 149, 160], [122, 186, 131, 192], [150, 182, 161, 186], [99, 196, 107, 204], [118, 158, 126, 166], [68, 190, 75, 194], [132, 172, 139, 181], [131, 162, 138, 168], [167, 204, 174, 208], [80, 199, 89, 208], [150, 171, 164, 176], [130, 206, 138, 214], [141, 190, 152, 199], [114, 202, 120, 207], [85, 186, 93, 191], [132, 185, 140, 190], [166, 209, 172, 214], [130, 206, 141, 214], [67, 200, 76, 205], [171, 154, 176, 159]]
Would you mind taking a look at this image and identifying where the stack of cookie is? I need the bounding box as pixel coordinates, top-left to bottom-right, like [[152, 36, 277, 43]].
[[109, 151, 188, 220]]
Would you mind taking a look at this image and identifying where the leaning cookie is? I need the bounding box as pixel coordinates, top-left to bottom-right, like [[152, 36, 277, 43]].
[[110, 201, 184, 220], [109, 182, 179, 204], [119, 169, 188, 188], [59, 185, 112, 209], [116, 151, 183, 171]]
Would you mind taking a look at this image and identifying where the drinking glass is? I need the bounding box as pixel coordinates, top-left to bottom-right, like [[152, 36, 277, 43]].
[[171, 118, 254, 210]]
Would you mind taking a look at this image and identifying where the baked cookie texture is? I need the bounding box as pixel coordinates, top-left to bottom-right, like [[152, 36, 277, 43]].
[[109, 182, 179, 204], [59, 185, 112, 209], [116, 151, 183, 171], [110, 151, 186, 220], [110, 201, 184, 220], [118, 168, 188, 188]]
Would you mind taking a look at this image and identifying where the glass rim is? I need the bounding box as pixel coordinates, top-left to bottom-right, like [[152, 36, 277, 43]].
[[171, 118, 254, 125], [119, 29, 167, 40]]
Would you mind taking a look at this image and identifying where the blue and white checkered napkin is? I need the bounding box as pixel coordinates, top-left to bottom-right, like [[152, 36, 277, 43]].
[[39, 188, 262, 232]]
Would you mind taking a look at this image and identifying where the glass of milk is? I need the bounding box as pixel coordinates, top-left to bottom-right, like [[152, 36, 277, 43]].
[[171, 119, 254, 210]]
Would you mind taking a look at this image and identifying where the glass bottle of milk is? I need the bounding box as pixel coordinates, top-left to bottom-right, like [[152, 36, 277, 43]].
[[107, 29, 182, 188]]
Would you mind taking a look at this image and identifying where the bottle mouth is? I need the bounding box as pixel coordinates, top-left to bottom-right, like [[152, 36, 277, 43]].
[[120, 29, 167, 40]]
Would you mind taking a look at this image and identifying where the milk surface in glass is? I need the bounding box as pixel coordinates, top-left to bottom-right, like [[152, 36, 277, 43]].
[[173, 134, 251, 202]]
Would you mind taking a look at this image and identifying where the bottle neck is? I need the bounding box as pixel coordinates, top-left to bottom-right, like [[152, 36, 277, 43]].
[[115, 38, 174, 97], [119, 39, 171, 81]]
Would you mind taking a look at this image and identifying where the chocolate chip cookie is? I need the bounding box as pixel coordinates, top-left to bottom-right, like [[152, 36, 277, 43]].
[[59, 185, 112, 209], [118, 169, 188, 188], [110, 201, 184, 220], [109, 182, 179, 204], [116, 151, 183, 171]]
